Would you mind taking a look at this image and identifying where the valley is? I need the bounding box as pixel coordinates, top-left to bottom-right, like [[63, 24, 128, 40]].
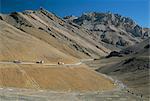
[[0, 8, 149, 101]]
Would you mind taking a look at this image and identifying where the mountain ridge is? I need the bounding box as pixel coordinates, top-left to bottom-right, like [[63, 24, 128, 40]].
[[0, 8, 112, 62], [64, 12, 149, 50], [0, 8, 149, 60]]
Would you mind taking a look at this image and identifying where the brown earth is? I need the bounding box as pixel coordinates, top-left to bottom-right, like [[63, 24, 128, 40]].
[[0, 64, 115, 92], [0, 20, 78, 64], [0, 9, 116, 93]]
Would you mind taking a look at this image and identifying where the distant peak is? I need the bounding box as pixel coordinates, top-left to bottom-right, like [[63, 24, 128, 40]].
[[74, 11, 136, 26], [64, 15, 78, 20]]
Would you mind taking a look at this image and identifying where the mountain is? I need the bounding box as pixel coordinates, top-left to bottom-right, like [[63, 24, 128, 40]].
[[0, 9, 112, 61], [105, 37, 149, 58], [0, 8, 149, 100], [65, 12, 150, 98], [1, 9, 149, 59], [0, 20, 78, 63], [64, 12, 150, 50], [120, 37, 150, 56], [0, 9, 116, 93]]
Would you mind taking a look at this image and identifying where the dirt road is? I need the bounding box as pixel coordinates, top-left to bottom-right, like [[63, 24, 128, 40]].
[[0, 59, 94, 66]]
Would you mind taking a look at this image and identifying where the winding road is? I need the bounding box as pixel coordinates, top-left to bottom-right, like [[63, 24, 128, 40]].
[[0, 58, 147, 100], [0, 59, 94, 66]]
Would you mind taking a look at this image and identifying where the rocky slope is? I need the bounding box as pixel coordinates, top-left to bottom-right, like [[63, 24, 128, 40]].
[[0, 8, 149, 100], [96, 38, 150, 98], [120, 37, 150, 55], [105, 37, 149, 58], [0, 9, 113, 61], [64, 12, 150, 50], [0, 20, 78, 63], [0, 9, 116, 93], [1, 9, 149, 59]]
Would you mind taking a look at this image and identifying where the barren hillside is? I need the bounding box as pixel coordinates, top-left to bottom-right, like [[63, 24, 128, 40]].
[[96, 38, 150, 98], [64, 12, 149, 51], [0, 20, 78, 64], [0, 9, 111, 60], [0, 9, 116, 93], [0, 8, 149, 101]]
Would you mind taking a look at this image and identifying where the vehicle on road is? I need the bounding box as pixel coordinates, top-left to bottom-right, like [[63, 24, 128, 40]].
[[36, 60, 44, 64], [13, 60, 21, 63], [58, 62, 64, 65]]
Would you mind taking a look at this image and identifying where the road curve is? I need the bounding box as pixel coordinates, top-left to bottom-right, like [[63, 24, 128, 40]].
[[0, 59, 94, 66]]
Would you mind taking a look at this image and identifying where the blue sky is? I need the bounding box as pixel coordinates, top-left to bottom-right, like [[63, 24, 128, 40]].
[[0, 0, 149, 27]]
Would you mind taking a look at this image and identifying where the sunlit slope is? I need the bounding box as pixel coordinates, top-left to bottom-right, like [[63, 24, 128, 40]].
[[0, 20, 78, 63], [0, 64, 115, 92], [1, 10, 110, 59]]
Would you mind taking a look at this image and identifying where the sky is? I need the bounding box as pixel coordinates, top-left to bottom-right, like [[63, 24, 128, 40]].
[[0, 0, 150, 27]]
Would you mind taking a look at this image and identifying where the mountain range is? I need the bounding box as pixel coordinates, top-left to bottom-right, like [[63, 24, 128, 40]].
[[64, 12, 149, 51], [0, 8, 149, 100]]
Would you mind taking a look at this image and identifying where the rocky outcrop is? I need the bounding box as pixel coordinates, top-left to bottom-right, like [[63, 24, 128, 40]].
[[64, 12, 149, 49]]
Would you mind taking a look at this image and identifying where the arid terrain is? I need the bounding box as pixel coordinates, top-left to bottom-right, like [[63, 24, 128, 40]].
[[0, 8, 149, 101]]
